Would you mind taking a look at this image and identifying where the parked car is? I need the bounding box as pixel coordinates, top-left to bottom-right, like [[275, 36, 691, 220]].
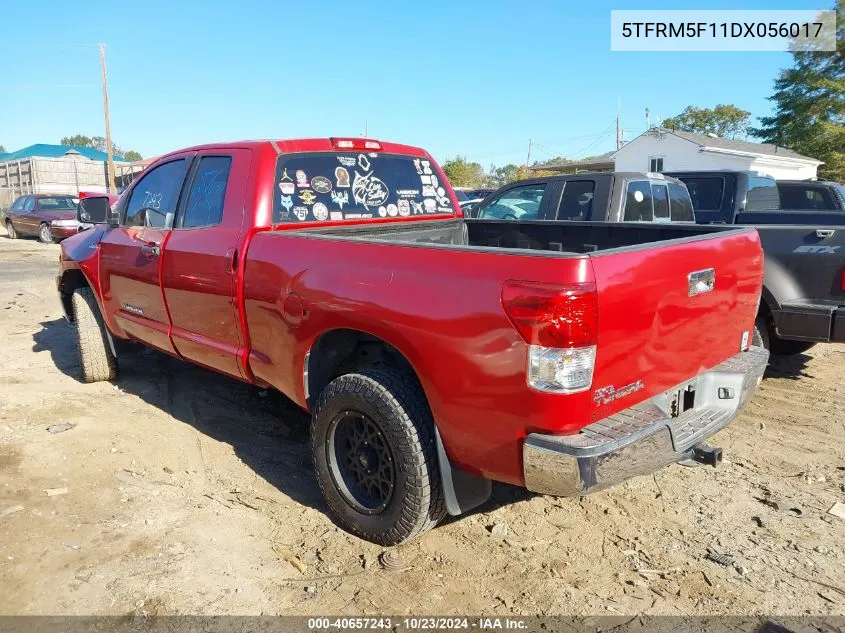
[[465, 187, 495, 200], [4, 194, 79, 243], [58, 137, 767, 545], [468, 172, 694, 223], [668, 170, 845, 354], [776, 180, 845, 212]]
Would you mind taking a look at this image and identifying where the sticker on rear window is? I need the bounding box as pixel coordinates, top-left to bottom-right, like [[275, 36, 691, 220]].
[[273, 152, 454, 223]]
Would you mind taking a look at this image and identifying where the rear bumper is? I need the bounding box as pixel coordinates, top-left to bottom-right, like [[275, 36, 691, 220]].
[[774, 301, 845, 343], [523, 345, 769, 497]]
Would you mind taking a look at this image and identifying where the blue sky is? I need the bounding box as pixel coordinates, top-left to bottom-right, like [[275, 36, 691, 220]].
[[0, 0, 823, 167]]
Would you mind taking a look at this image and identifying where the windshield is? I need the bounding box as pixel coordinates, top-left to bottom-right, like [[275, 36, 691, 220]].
[[273, 152, 455, 223], [38, 196, 77, 210]]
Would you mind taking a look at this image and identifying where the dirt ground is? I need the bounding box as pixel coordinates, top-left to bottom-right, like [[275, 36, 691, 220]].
[[1, 234, 844, 617]]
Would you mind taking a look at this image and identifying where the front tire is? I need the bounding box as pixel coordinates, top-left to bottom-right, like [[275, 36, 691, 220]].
[[39, 223, 52, 243], [311, 368, 446, 546], [6, 220, 17, 239], [71, 288, 118, 383], [752, 313, 770, 350]]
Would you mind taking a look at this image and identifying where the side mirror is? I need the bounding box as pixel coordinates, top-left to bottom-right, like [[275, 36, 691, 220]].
[[77, 197, 111, 224]]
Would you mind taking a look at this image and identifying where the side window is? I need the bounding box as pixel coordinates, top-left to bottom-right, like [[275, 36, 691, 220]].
[[682, 177, 724, 211], [10, 197, 25, 211], [746, 176, 779, 211], [123, 159, 188, 228], [623, 181, 653, 221], [23, 197, 35, 212], [668, 183, 695, 221], [649, 157, 664, 173], [652, 184, 669, 221], [557, 180, 595, 220], [479, 184, 546, 220], [179, 156, 232, 228]]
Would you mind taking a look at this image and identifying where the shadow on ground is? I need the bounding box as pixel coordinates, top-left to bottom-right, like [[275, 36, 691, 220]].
[[33, 318, 324, 514], [764, 351, 813, 380]]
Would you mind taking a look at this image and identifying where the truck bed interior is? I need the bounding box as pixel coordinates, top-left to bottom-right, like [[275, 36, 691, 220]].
[[295, 219, 736, 255]]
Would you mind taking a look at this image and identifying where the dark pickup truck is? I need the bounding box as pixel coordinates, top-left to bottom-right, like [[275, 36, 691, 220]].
[[465, 172, 695, 223], [57, 138, 767, 545], [668, 170, 845, 355]]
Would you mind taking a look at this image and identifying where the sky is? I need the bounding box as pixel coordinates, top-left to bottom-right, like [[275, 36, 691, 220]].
[[0, 0, 824, 167]]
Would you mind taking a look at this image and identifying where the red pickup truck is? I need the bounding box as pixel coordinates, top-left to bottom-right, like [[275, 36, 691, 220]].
[[57, 137, 768, 545]]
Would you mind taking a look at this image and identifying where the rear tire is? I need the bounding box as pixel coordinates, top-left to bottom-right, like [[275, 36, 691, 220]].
[[72, 288, 118, 383], [39, 223, 52, 243], [311, 368, 446, 546], [5, 221, 17, 239]]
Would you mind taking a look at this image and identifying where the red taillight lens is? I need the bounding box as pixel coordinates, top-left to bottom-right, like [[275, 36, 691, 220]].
[[329, 137, 383, 151], [501, 281, 598, 348], [841, 268, 845, 291]]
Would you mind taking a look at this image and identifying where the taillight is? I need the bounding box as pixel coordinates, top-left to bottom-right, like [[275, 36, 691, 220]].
[[502, 281, 598, 394], [501, 281, 597, 348], [330, 138, 383, 151], [841, 268, 845, 291]]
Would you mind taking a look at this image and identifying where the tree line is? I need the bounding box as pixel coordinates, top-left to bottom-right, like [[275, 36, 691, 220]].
[[60, 134, 143, 162]]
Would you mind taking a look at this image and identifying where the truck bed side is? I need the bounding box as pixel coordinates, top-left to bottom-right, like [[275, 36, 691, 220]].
[[242, 220, 763, 485]]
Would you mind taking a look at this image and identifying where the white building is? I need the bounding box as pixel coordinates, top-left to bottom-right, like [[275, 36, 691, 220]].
[[612, 128, 822, 180]]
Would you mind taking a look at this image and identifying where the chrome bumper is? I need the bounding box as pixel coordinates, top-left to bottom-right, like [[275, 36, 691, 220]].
[[523, 346, 769, 496]]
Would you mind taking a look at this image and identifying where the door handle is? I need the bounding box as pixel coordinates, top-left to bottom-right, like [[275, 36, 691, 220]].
[[817, 229, 835, 238], [141, 243, 161, 258]]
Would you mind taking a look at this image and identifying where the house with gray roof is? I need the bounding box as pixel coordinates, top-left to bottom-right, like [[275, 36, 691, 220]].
[[612, 127, 822, 180]]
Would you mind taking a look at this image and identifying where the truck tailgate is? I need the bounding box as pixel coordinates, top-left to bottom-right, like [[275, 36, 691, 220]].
[[588, 228, 763, 422]]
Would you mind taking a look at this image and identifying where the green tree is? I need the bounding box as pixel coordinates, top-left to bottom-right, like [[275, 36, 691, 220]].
[[662, 104, 752, 139], [751, 1, 844, 181], [441, 156, 488, 188], [60, 134, 94, 147], [488, 163, 520, 187], [123, 150, 143, 162]]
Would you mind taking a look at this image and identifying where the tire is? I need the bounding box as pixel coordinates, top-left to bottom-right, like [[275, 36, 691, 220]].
[[311, 368, 446, 546], [39, 223, 52, 243], [752, 313, 770, 350], [71, 287, 118, 383], [770, 338, 815, 356], [6, 220, 17, 239]]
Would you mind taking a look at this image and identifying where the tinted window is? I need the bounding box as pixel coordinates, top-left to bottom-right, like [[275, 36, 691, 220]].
[[37, 196, 77, 210], [10, 197, 25, 210], [682, 177, 724, 211], [124, 159, 188, 228], [557, 180, 595, 220], [668, 183, 695, 221], [623, 181, 653, 221], [273, 153, 453, 223], [479, 184, 545, 220], [652, 184, 669, 221], [777, 184, 837, 210], [23, 197, 35, 212], [746, 176, 779, 211], [180, 156, 231, 228], [454, 190, 469, 202]]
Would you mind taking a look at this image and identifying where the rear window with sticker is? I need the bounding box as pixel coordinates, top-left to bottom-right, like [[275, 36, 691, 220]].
[[272, 152, 455, 224]]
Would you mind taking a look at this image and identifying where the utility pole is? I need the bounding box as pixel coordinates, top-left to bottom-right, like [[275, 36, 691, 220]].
[[616, 98, 623, 150], [99, 44, 115, 194], [526, 139, 532, 167]]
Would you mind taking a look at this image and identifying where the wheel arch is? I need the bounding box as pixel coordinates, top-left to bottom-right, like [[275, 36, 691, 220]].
[[58, 268, 92, 322], [304, 327, 490, 516]]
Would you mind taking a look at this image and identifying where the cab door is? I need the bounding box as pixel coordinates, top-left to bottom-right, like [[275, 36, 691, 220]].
[[161, 150, 252, 378], [98, 155, 193, 354]]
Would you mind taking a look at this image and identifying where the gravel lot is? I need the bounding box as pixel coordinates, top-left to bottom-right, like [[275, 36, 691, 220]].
[[1, 234, 844, 617]]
